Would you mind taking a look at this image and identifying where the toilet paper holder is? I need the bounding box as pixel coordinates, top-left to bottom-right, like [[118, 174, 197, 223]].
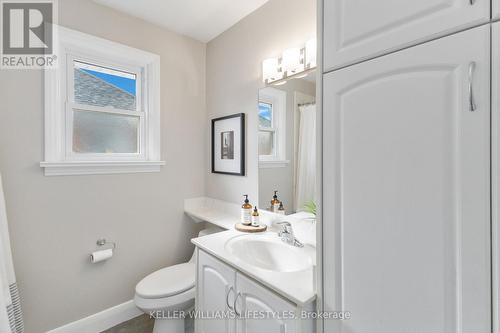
[[96, 238, 116, 250]]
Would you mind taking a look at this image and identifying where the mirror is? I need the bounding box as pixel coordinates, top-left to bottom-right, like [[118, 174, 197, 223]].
[[258, 70, 316, 215]]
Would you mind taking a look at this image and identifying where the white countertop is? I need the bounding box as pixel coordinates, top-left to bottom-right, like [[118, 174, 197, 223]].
[[184, 197, 317, 245], [192, 229, 317, 307], [184, 197, 242, 229]]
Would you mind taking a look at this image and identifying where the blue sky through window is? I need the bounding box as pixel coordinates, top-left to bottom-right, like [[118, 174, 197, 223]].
[[81, 68, 136, 96], [259, 102, 272, 128]]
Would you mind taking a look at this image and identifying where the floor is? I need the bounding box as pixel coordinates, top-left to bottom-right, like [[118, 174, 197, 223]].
[[101, 314, 194, 333], [101, 315, 154, 333]]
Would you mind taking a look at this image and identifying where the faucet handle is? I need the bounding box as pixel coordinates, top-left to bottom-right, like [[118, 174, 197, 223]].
[[276, 221, 291, 236], [276, 221, 303, 247], [277, 221, 291, 230]]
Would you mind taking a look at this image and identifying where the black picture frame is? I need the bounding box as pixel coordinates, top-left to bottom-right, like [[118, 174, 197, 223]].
[[211, 113, 245, 176]]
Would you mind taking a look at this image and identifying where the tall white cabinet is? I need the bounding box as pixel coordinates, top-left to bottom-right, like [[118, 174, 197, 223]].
[[321, 4, 494, 333], [323, 0, 489, 71], [493, 21, 500, 333]]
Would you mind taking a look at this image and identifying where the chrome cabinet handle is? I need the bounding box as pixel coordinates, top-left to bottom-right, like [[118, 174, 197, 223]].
[[233, 292, 242, 317], [468, 62, 477, 112], [226, 286, 234, 311]]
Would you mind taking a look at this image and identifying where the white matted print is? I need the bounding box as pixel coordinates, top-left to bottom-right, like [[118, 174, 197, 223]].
[[212, 113, 245, 175]]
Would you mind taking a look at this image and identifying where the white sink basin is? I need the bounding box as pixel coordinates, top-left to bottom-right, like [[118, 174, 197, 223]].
[[224, 233, 314, 273]]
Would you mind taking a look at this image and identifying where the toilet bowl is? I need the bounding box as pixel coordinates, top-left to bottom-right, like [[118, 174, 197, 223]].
[[134, 227, 222, 333]]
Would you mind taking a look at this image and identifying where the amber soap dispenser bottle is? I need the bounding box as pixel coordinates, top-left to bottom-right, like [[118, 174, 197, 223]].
[[251, 207, 260, 226], [241, 195, 252, 225], [270, 190, 280, 213]]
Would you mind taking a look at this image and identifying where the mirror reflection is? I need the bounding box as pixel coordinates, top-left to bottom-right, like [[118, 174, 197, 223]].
[[258, 71, 317, 215]]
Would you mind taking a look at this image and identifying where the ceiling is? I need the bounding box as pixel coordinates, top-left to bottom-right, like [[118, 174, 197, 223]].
[[93, 0, 270, 43]]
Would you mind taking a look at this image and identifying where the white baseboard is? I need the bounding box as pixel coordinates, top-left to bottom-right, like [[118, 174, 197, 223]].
[[46, 300, 142, 333]]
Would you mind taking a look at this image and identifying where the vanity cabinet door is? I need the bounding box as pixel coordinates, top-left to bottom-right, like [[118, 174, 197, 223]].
[[235, 273, 297, 333], [323, 0, 489, 71], [323, 25, 490, 333], [196, 250, 237, 333]]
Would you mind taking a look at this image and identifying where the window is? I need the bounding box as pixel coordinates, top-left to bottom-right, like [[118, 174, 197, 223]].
[[258, 87, 288, 167], [41, 27, 163, 175], [258, 101, 275, 156]]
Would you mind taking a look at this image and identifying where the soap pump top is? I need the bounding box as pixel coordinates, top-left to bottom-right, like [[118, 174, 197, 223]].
[[242, 195, 252, 209], [271, 190, 279, 204]]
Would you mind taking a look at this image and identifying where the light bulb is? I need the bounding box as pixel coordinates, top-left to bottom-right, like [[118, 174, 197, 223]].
[[262, 58, 282, 83], [282, 48, 303, 76]]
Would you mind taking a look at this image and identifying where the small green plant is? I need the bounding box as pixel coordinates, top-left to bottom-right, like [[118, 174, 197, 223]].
[[302, 200, 317, 216]]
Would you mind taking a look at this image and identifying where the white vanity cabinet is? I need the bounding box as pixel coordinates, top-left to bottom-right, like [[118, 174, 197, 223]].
[[235, 273, 297, 333], [322, 25, 491, 333], [196, 249, 236, 333], [323, 0, 489, 71], [196, 249, 311, 333]]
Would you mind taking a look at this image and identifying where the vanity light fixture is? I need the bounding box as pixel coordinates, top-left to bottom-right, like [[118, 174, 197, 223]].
[[262, 38, 317, 85], [262, 58, 283, 85], [282, 47, 304, 76]]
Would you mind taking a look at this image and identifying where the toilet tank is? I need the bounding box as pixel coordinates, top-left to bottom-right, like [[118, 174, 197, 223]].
[[189, 226, 224, 263]]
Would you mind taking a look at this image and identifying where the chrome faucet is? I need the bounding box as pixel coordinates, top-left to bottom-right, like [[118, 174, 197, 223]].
[[277, 222, 304, 247]]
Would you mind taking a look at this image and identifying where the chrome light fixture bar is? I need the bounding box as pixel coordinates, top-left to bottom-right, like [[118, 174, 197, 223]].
[[262, 38, 317, 85]]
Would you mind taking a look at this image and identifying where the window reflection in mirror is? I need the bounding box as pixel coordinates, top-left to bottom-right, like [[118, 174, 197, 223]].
[[258, 71, 317, 216]]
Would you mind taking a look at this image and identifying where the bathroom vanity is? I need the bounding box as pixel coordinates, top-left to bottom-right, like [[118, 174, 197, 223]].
[[192, 231, 315, 333], [186, 197, 316, 333]]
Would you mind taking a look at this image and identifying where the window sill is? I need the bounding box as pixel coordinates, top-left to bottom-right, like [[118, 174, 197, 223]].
[[40, 161, 166, 176], [259, 160, 290, 168]]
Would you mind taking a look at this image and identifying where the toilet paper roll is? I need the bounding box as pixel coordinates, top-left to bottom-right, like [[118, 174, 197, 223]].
[[90, 248, 113, 263]]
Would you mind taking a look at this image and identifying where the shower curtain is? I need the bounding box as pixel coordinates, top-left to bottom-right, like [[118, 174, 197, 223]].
[[295, 104, 317, 211], [0, 174, 24, 333]]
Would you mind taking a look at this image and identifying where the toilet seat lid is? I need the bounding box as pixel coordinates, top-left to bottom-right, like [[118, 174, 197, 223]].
[[136, 263, 195, 299]]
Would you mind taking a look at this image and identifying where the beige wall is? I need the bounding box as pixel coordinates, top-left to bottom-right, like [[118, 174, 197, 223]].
[[0, 0, 206, 331], [206, 0, 316, 206]]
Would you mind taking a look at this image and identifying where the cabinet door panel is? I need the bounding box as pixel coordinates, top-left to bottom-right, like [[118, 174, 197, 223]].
[[236, 273, 297, 333], [323, 0, 489, 71], [492, 21, 500, 333], [196, 250, 236, 333], [494, 1, 500, 20], [323, 26, 490, 333]]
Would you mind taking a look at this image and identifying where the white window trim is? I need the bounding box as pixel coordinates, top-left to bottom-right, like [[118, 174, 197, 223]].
[[258, 87, 289, 168], [41, 26, 164, 176]]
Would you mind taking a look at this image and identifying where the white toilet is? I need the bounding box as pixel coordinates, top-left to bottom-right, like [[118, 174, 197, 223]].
[[134, 227, 222, 333]]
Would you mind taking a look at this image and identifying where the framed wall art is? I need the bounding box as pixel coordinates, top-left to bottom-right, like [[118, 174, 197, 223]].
[[211, 113, 245, 176]]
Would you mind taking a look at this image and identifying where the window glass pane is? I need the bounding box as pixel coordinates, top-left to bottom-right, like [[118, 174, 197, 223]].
[[74, 60, 137, 111], [73, 110, 139, 154], [259, 102, 273, 128], [259, 131, 274, 156]]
